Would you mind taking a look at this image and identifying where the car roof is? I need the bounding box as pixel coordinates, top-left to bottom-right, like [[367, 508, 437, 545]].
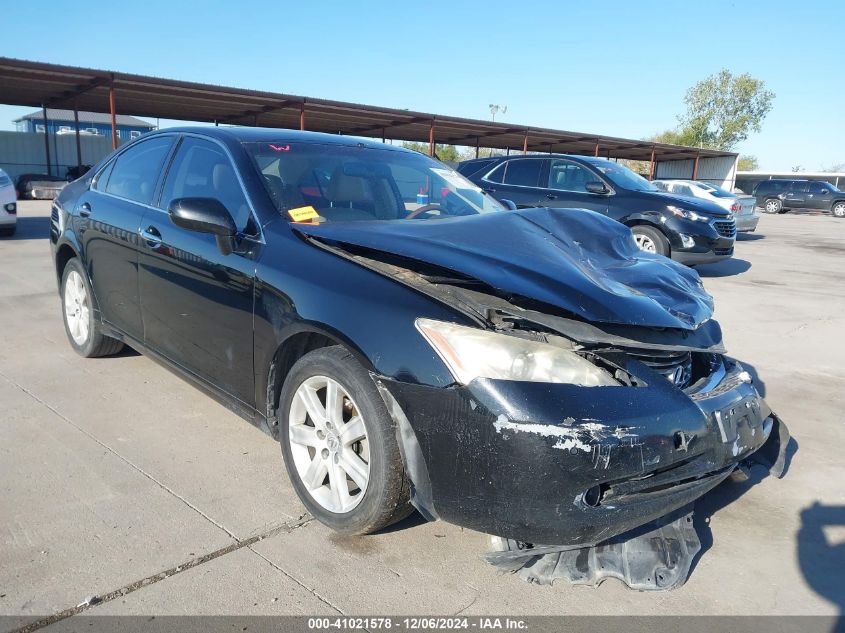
[[145, 126, 412, 153]]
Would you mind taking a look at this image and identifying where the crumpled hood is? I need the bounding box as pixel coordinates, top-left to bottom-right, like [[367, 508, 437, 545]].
[[293, 207, 714, 330]]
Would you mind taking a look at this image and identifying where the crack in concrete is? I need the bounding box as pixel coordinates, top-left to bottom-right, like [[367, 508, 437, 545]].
[[0, 370, 241, 541], [247, 546, 345, 615], [9, 515, 315, 633]]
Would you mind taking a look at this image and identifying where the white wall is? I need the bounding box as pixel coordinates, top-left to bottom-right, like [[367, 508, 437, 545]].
[[655, 155, 738, 188]]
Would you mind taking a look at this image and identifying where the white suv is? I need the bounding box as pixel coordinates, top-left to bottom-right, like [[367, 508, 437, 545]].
[[0, 169, 17, 237], [653, 179, 760, 233]]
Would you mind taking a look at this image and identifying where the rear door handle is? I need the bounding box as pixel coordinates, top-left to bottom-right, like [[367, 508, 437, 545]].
[[546, 193, 557, 200], [141, 225, 162, 246], [79, 202, 91, 217]]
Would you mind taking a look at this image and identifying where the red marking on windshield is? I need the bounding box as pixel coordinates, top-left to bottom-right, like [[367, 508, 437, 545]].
[[269, 144, 290, 152]]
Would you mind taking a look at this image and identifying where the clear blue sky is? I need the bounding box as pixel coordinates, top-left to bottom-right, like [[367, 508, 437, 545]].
[[1, 0, 841, 171]]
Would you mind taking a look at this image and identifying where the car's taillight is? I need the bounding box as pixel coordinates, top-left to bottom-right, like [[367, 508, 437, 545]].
[[730, 202, 741, 212]]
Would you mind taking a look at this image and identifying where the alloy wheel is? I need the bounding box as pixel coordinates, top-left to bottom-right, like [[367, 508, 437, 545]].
[[765, 199, 781, 214], [634, 234, 657, 253], [288, 375, 370, 513], [64, 270, 90, 345], [833, 203, 845, 218]]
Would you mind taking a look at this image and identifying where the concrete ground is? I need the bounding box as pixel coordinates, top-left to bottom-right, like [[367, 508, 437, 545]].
[[1, 201, 844, 625]]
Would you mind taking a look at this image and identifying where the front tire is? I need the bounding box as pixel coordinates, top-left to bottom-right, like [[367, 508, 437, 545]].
[[631, 225, 670, 257], [764, 198, 783, 214], [60, 258, 124, 358], [832, 202, 845, 218], [279, 345, 411, 534]]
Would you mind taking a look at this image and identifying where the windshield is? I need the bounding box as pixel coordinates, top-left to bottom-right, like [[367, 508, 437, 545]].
[[588, 160, 658, 192], [246, 142, 505, 223]]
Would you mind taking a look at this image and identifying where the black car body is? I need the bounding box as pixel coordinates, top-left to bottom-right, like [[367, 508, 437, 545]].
[[49, 128, 786, 552], [458, 155, 737, 264], [753, 179, 845, 217]]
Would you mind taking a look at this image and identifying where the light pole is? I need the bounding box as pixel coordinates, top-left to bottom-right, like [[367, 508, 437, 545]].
[[489, 104, 507, 122]]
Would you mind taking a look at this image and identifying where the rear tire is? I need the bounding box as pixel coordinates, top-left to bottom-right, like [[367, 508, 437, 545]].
[[764, 198, 782, 214], [832, 202, 845, 218], [631, 225, 670, 257], [279, 345, 411, 535], [60, 258, 124, 358]]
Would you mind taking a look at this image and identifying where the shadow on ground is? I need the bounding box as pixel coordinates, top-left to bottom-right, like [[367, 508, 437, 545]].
[[798, 502, 845, 617], [737, 233, 765, 241], [696, 258, 752, 277], [4, 216, 50, 241]]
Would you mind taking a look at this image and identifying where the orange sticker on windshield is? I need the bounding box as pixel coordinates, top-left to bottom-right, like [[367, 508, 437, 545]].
[[288, 205, 319, 222]]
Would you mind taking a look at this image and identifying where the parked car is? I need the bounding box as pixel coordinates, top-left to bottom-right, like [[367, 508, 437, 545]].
[[0, 168, 16, 236], [50, 128, 787, 577], [458, 155, 736, 264], [15, 173, 67, 200], [753, 179, 845, 217], [65, 164, 92, 181], [653, 179, 759, 232]]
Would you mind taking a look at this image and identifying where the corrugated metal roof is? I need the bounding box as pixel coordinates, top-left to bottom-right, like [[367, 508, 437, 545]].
[[0, 57, 736, 162], [13, 108, 155, 128]]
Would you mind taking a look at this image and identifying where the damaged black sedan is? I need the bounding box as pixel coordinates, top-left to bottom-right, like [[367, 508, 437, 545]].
[[50, 128, 787, 588]]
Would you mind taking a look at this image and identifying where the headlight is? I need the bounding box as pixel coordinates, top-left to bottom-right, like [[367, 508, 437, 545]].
[[667, 205, 708, 222], [415, 318, 619, 386]]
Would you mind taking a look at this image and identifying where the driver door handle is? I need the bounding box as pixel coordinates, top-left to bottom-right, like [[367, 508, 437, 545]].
[[79, 202, 91, 217], [141, 225, 162, 247], [546, 193, 557, 200]]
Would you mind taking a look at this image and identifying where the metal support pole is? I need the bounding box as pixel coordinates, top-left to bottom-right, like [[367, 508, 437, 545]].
[[594, 143, 600, 157], [381, 128, 385, 143], [475, 137, 479, 159], [522, 132, 528, 155], [428, 121, 435, 157], [253, 113, 259, 126], [692, 154, 700, 180], [300, 103, 305, 131], [109, 86, 118, 150], [73, 103, 82, 170], [648, 148, 656, 180], [506, 147, 510, 156], [41, 105, 52, 175]]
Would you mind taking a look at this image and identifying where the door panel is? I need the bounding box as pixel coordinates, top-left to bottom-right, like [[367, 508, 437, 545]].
[[138, 136, 259, 406], [783, 183, 808, 208], [542, 158, 610, 214], [78, 136, 175, 340], [77, 190, 146, 339], [807, 182, 833, 210], [480, 158, 546, 208]]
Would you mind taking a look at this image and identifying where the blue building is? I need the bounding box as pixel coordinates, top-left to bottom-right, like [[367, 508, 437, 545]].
[[14, 108, 155, 142]]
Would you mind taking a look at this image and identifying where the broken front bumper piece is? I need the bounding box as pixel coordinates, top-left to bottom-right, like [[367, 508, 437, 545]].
[[484, 505, 701, 590], [377, 355, 790, 589]]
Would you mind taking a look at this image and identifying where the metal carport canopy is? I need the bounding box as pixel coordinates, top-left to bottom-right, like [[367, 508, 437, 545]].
[[0, 57, 735, 162]]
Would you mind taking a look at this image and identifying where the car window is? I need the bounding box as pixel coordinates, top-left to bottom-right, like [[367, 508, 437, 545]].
[[809, 182, 832, 194], [670, 183, 694, 196], [547, 159, 598, 193], [105, 136, 173, 205], [502, 159, 542, 187], [161, 137, 254, 233], [93, 159, 116, 191], [791, 182, 810, 193], [485, 163, 506, 183]]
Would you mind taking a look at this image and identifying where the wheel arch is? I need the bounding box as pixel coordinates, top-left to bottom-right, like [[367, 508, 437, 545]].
[[55, 243, 79, 284], [264, 327, 358, 439]]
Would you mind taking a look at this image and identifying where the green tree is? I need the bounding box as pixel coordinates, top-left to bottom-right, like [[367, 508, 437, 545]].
[[679, 69, 774, 150], [401, 141, 462, 163], [738, 155, 759, 171]]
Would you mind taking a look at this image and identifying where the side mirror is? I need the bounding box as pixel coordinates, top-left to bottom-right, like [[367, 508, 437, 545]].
[[585, 181, 609, 195], [169, 197, 237, 255], [500, 199, 518, 211]]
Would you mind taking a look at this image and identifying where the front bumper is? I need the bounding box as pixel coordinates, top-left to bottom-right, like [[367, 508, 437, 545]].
[[665, 216, 736, 265], [377, 359, 786, 545]]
